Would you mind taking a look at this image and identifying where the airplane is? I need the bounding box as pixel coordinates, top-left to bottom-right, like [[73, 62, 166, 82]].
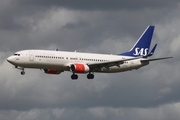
[[7, 26, 172, 80]]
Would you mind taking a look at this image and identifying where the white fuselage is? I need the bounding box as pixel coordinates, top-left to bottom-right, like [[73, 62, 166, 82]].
[[7, 50, 149, 73], [6, 26, 172, 79]]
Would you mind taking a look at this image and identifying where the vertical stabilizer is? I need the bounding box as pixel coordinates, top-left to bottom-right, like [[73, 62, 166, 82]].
[[119, 26, 155, 57]]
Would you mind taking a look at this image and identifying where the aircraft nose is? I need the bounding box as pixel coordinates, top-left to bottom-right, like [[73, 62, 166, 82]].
[[7, 56, 14, 64]]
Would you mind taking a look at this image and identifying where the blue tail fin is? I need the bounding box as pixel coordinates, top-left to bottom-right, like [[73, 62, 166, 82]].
[[119, 26, 155, 57], [147, 44, 157, 57]]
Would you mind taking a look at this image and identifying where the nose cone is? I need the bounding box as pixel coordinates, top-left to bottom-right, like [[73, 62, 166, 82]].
[[7, 56, 14, 64]]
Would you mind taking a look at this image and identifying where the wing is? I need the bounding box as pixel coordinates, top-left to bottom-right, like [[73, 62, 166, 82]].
[[87, 57, 140, 68]]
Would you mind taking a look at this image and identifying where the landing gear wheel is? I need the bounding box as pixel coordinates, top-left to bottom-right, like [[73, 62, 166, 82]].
[[87, 74, 94, 79], [21, 71, 25, 75], [71, 74, 78, 80]]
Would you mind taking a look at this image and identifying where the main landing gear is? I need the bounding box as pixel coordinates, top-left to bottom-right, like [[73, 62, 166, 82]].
[[71, 74, 78, 80], [71, 73, 94, 80], [87, 73, 94, 79]]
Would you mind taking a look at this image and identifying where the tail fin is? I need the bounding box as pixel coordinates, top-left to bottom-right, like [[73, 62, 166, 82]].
[[119, 26, 155, 57], [147, 44, 157, 57]]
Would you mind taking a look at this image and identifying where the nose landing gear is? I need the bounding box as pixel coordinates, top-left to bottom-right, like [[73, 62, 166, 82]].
[[15, 66, 25, 75], [21, 70, 25, 75]]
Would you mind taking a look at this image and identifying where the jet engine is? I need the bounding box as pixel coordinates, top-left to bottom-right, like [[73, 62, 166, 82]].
[[70, 64, 90, 73]]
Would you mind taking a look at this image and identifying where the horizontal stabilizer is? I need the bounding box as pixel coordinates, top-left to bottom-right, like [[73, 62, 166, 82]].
[[141, 57, 173, 62]]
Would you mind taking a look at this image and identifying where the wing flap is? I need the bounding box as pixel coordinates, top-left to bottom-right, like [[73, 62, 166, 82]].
[[87, 57, 139, 68]]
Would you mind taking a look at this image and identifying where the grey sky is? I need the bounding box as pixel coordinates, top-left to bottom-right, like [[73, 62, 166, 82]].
[[0, 0, 180, 120]]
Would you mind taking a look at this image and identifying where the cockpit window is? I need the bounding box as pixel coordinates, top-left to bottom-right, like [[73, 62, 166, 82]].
[[14, 54, 20, 56]]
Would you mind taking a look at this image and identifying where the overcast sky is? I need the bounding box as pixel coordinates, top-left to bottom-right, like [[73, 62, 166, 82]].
[[0, 0, 180, 120]]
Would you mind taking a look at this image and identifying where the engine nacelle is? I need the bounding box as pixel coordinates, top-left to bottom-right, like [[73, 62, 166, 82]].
[[43, 69, 61, 74], [70, 64, 90, 73]]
